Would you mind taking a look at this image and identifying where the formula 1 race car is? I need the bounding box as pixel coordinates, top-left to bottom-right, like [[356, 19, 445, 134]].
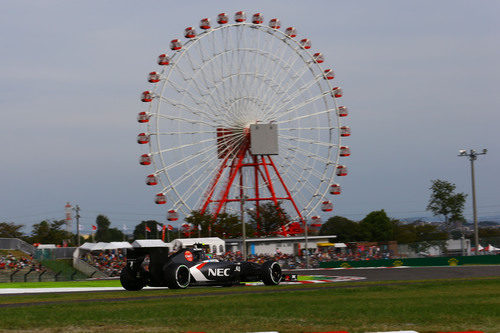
[[120, 243, 283, 290]]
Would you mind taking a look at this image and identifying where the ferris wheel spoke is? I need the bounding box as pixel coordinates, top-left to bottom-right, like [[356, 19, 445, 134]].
[[157, 95, 219, 123], [183, 52, 227, 113], [280, 141, 333, 168], [257, 36, 296, 106], [279, 134, 337, 148], [263, 56, 311, 111], [279, 126, 332, 131], [159, 145, 216, 175], [155, 113, 214, 127], [284, 162, 326, 200], [170, 63, 225, 116], [269, 91, 331, 122], [265, 74, 326, 120], [155, 129, 215, 136], [157, 137, 214, 154], [276, 108, 336, 124], [165, 155, 218, 195]]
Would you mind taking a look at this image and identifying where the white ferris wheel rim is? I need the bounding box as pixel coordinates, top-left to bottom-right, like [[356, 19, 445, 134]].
[[139, 18, 347, 220]]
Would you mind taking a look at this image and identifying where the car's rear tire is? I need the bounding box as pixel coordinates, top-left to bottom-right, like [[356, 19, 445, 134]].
[[165, 264, 191, 289], [120, 266, 146, 291], [261, 261, 282, 286]]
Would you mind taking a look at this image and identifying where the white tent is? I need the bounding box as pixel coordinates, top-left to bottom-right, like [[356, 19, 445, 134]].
[[79, 242, 133, 251], [104, 242, 133, 250], [132, 239, 168, 248], [79, 242, 99, 251]]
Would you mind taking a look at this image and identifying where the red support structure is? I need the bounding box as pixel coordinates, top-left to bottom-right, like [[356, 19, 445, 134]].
[[199, 130, 304, 232]]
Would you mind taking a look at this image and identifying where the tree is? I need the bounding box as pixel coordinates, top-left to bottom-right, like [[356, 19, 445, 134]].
[[408, 223, 448, 254], [212, 212, 243, 238], [185, 210, 215, 238], [95, 215, 125, 242], [30, 220, 72, 245], [247, 202, 289, 237], [359, 210, 394, 241], [0, 222, 25, 238], [427, 179, 467, 228], [319, 216, 362, 242], [133, 220, 163, 240]]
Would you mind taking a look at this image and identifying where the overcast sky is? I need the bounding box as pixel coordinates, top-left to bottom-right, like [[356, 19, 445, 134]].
[[1, 1, 499, 234]]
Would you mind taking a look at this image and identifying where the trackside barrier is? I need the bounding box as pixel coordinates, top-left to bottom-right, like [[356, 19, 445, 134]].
[[38, 270, 47, 282], [24, 268, 35, 282], [10, 269, 20, 282], [319, 255, 500, 268]]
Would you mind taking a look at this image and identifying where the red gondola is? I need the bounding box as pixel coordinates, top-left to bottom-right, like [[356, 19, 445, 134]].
[[137, 112, 150, 123], [336, 165, 348, 176], [139, 154, 152, 165], [235, 11, 246, 22], [157, 54, 170, 65], [313, 53, 324, 63], [329, 184, 341, 195], [217, 13, 229, 24], [285, 27, 297, 38], [146, 174, 158, 186], [170, 39, 182, 51], [167, 209, 179, 221], [340, 126, 351, 137], [321, 201, 333, 212], [155, 193, 167, 205], [148, 72, 160, 83], [141, 91, 153, 102], [340, 146, 351, 157], [311, 216, 322, 223], [137, 133, 150, 144], [300, 39, 311, 49], [184, 27, 196, 38], [332, 87, 343, 98], [269, 18, 280, 29], [200, 18, 211, 30], [252, 13, 263, 24], [323, 69, 335, 80], [337, 106, 348, 117]]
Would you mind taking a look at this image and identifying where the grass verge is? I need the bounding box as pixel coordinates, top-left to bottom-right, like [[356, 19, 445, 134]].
[[0, 278, 498, 332]]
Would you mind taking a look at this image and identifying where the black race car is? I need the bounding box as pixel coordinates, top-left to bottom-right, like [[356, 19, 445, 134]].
[[120, 245, 283, 290]]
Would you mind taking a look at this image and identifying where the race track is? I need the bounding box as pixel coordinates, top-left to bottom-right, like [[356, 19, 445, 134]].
[[1, 265, 498, 297], [287, 264, 500, 282]]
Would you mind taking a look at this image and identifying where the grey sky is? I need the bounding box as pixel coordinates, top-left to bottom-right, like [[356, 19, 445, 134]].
[[1, 1, 499, 234]]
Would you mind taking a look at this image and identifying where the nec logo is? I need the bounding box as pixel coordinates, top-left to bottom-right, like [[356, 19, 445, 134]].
[[208, 268, 230, 277]]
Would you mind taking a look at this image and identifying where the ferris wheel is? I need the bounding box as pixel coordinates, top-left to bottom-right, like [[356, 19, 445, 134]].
[[137, 11, 350, 228]]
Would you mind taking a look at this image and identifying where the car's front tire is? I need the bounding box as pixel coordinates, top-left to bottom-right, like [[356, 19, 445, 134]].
[[261, 261, 282, 286], [120, 266, 146, 291], [165, 263, 191, 289]]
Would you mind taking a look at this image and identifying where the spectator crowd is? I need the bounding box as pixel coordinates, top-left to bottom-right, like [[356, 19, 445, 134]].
[[0, 252, 43, 271], [80, 250, 126, 277]]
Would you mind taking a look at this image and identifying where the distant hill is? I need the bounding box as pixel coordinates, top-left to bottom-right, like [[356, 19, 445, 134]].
[[398, 216, 500, 226]]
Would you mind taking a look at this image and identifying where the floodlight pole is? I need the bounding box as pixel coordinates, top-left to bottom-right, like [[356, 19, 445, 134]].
[[458, 149, 487, 255]]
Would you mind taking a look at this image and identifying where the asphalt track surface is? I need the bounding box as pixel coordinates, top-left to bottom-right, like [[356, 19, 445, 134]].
[[0, 265, 498, 308], [288, 264, 500, 281]]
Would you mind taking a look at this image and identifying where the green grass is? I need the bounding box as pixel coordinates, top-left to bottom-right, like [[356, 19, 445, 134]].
[[0, 279, 121, 289], [0, 278, 498, 332]]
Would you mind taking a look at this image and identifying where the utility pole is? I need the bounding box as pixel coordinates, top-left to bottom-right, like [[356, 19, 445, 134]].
[[458, 149, 487, 254], [240, 195, 248, 261], [304, 217, 310, 269], [74, 205, 81, 247]]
